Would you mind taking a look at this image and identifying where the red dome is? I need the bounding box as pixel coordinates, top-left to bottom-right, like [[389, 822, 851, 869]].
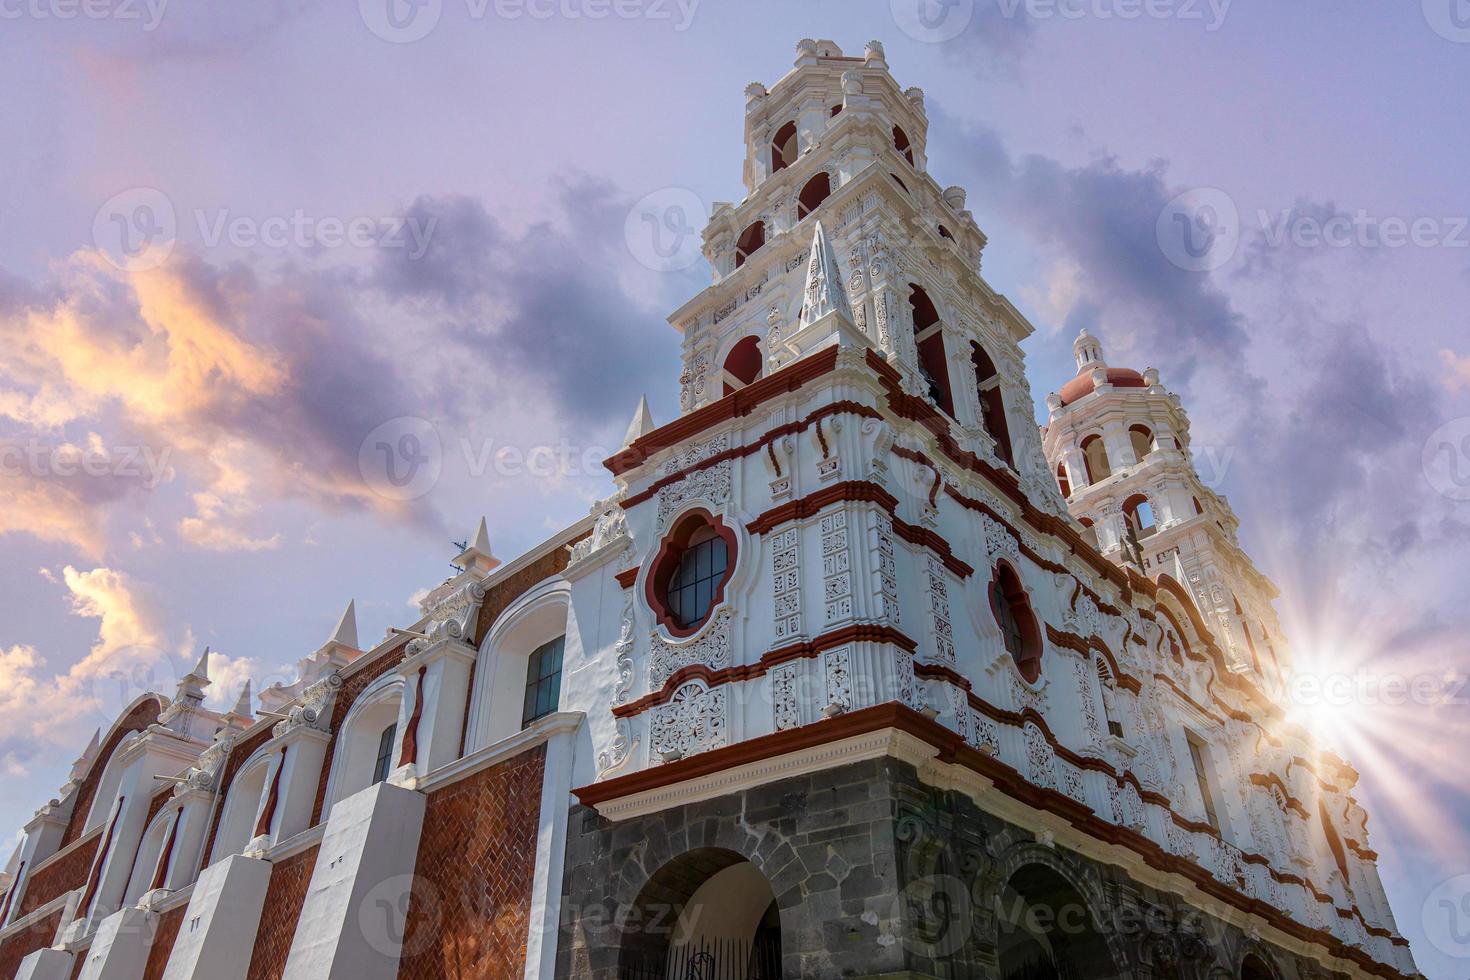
[[1058, 367, 1147, 406]]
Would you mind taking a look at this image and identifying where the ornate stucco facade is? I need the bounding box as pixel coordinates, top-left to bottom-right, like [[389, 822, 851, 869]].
[[0, 39, 1417, 980]]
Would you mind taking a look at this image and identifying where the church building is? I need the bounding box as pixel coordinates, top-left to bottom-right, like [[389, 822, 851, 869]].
[[0, 39, 1419, 980]]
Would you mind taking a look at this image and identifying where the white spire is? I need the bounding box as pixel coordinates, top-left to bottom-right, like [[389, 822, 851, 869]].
[[188, 645, 211, 684], [219, 679, 254, 733], [230, 679, 253, 717], [453, 517, 501, 577], [799, 220, 853, 330], [622, 395, 655, 449], [783, 220, 868, 359], [328, 601, 358, 650]]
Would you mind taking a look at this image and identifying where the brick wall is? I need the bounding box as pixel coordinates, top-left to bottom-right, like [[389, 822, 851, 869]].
[[60, 698, 162, 849], [140, 905, 184, 980], [245, 845, 319, 980], [0, 908, 62, 978], [396, 744, 546, 980], [15, 833, 99, 919]]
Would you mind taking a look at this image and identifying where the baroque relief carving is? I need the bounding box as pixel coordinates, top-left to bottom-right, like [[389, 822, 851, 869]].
[[650, 683, 726, 761], [820, 509, 853, 623], [771, 663, 801, 731], [649, 608, 732, 689], [770, 527, 803, 642]]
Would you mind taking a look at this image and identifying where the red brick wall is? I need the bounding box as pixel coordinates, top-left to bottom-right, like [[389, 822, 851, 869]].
[[61, 698, 163, 849], [396, 744, 546, 980], [15, 834, 99, 918], [140, 905, 184, 980], [0, 909, 62, 978], [245, 845, 319, 980], [308, 647, 408, 827]]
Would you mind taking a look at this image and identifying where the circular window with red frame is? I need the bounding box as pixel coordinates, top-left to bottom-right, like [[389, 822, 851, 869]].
[[988, 560, 1043, 683], [646, 509, 738, 638]]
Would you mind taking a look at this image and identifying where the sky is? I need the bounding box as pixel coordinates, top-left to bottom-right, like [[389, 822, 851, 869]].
[[1, 0, 1468, 973]]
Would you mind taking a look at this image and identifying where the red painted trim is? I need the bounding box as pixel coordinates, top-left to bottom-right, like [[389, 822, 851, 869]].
[[78, 796, 124, 917], [614, 567, 640, 590], [148, 809, 180, 893], [988, 559, 1043, 682], [644, 509, 739, 639], [606, 347, 844, 475], [613, 623, 918, 717], [398, 664, 428, 768], [745, 480, 973, 578], [253, 749, 286, 840], [0, 859, 23, 926]]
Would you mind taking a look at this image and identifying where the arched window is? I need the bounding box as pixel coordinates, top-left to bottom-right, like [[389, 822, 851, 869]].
[[521, 636, 565, 727], [796, 171, 831, 219], [937, 224, 955, 242], [1129, 424, 1155, 461], [210, 755, 270, 862], [889, 172, 910, 195], [972, 343, 1012, 465], [910, 284, 953, 416], [371, 723, 397, 785], [1193, 496, 1204, 515], [1096, 659, 1123, 739], [1055, 463, 1071, 499], [734, 221, 765, 268], [1080, 434, 1111, 484], [1241, 953, 1277, 980], [770, 121, 797, 173], [1122, 493, 1156, 539], [829, 104, 842, 117], [648, 510, 738, 637], [893, 125, 914, 165], [722, 336, 762, 395], [988, 561, 1042, 682]]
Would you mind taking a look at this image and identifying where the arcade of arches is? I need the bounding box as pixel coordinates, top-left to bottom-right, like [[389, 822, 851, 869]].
[[556, 757, 1306, 980]]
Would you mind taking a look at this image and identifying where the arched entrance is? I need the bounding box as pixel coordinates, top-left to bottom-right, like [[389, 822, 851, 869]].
[[1241, 952, 1277, 980], [619, 848, 783, 979], [995, 863, 1118, 980]]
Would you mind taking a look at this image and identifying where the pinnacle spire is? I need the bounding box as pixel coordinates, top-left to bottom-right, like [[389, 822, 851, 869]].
[[189, 645, 212, 683], [1073, 328, 1106, 372], [622, 395, 655, 449], [452, 518, 500, 577], [799, 220, 853, 330], [328, 601, 358, 650], [230, 679, 253, 717]]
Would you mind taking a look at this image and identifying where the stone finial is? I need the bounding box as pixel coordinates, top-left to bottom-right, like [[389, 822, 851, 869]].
[[799, 220, 854, 330], [943, 186, 967, 212], [864, 40, 887, 66], [219, 680, 254, 732], [1074, 328, 1107, 371], [744, 81, 767, 102], [1143, 367, 1160, 387], [905, 86, 926, 111], [841, 71, 863, 97], [622, 395, 656, 449], [795, 38, 817, 64], [453, 518, 500, 577]]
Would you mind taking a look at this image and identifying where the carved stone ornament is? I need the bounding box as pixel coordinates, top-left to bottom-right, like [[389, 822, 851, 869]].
[[271, 673, 340, 739], [650, 683, 727, 761], [175, 735, 235, 797], [407, 577, 489, 658], [568, 494, 630, 569], [649, 608, 732, 689]]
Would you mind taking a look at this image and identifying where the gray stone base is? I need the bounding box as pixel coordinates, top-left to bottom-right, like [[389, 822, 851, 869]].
[[556, 757, 1331, 980]]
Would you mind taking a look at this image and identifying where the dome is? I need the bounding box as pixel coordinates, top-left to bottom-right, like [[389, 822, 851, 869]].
[[1058, 367, 1148, 406]]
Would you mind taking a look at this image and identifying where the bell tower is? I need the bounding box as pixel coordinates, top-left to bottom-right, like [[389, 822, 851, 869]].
[[666, 38, 1063, 510], [1041, 329, 1291, 692]]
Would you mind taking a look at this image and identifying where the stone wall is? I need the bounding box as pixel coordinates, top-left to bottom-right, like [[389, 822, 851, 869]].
[[556, 757, 1330, 980]]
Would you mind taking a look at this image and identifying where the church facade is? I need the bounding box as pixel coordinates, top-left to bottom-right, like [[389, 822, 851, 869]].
[[0, 39, 1419, 980]]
